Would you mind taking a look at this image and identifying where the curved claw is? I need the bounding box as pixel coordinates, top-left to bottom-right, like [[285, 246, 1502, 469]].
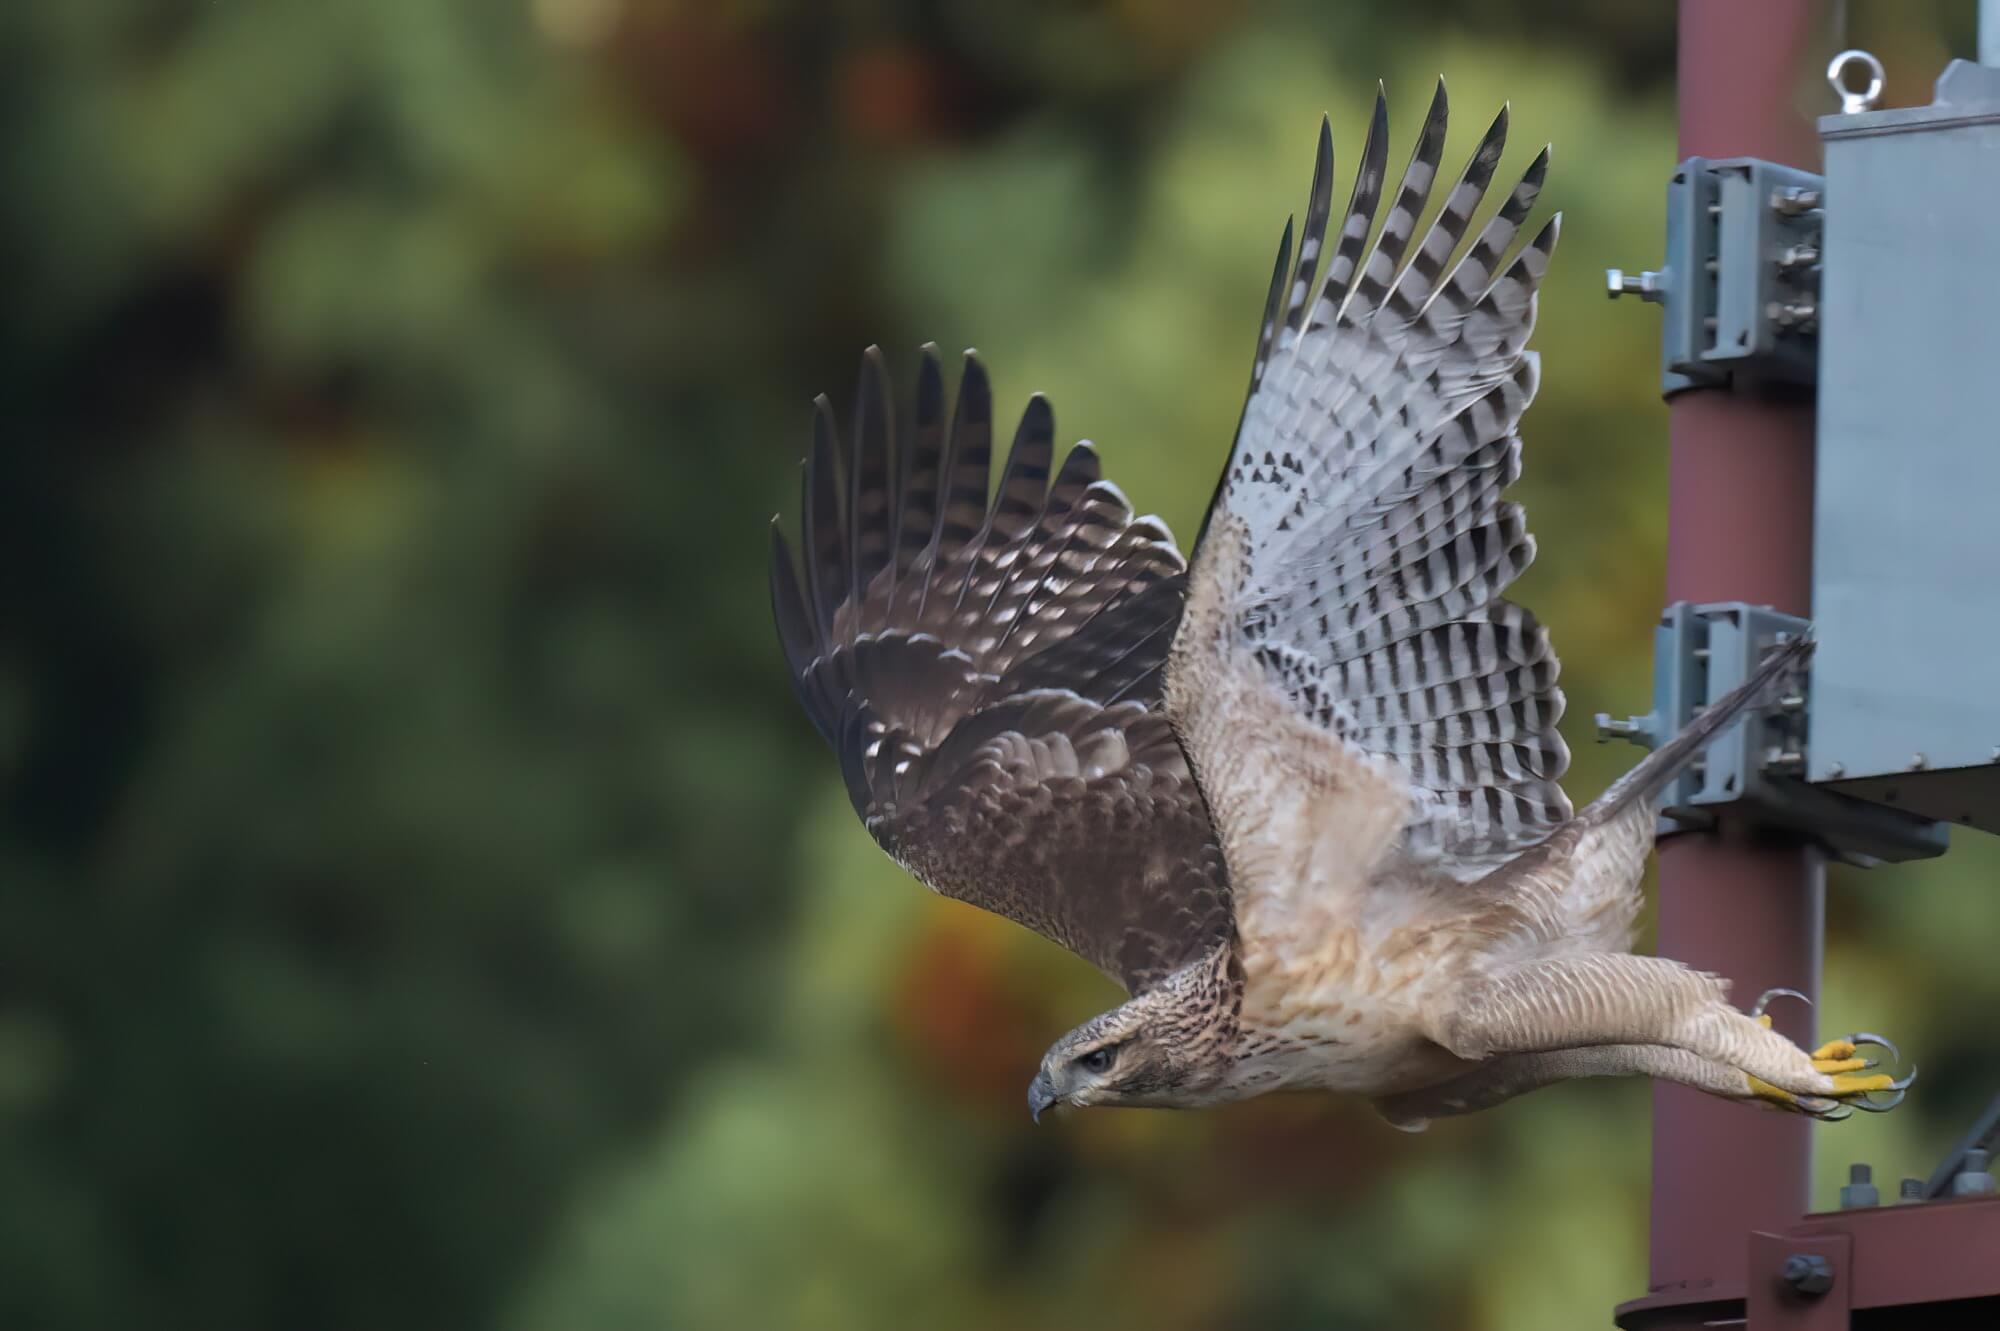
[[1795, 1095, 1853, 1121], [1844, 1032, 1901, 1065], [1833, 1065, 1915, 1113], [1752, 987, 1812, 1019]]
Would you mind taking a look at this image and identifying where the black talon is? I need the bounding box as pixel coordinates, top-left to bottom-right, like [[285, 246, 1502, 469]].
[[1751, 987, 1811, 1019], [1856, 1088, 1907, 1113]]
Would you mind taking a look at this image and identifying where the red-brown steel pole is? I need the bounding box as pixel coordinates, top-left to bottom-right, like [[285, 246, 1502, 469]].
[[1647, 0, 1824, 1315]]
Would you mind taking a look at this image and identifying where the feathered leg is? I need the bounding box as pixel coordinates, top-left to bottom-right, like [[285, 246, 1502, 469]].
[[1374, 1043, 1839, 1132], [1420, 952, 1910, 1112]]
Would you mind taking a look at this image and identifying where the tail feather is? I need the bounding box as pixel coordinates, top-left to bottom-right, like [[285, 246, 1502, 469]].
[[1580, 634, 1813, 827]]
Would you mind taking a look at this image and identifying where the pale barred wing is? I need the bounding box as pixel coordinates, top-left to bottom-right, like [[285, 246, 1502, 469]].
[[771, 347, 1231, 993], [1179, 84, 1570, 883]]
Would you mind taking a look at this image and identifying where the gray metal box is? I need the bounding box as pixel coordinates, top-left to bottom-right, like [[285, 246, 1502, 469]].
[[1811, 60, 2000, 834]]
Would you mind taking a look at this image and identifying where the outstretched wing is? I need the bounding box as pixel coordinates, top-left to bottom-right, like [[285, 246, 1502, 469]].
[[771, 346, 1231, 994], [1171, 84, 1569, 906]]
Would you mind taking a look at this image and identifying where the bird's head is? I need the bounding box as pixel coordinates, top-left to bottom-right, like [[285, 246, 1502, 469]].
[[1027, 986, 1218, 1120]]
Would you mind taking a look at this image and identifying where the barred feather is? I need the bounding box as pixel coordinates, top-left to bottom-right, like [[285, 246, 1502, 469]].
[[1196, 82, 1569, 866]]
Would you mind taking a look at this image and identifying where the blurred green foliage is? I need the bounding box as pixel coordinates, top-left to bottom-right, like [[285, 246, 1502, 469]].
[[1, 2, 1993, 1329]]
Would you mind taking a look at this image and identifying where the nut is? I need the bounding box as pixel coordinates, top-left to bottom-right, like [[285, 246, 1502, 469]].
[[1782, 1252, 1834, 1296]]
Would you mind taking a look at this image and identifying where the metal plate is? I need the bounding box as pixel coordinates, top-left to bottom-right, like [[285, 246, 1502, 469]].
[[1811, 59, 2000, 836]]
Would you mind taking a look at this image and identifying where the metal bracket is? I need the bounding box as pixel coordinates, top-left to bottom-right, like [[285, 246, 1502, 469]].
[[1922, 1091, 2000, 1200], [1596, 602, 1948, 864], [1607, 157, 1825, 395]]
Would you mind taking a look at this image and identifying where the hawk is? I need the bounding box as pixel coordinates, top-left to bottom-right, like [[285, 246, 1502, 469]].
[[769, 85, 1910, 1128]]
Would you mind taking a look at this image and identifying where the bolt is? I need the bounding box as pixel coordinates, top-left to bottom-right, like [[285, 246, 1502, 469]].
[[1782, 1252, 1834, 1296], [1909, 753, 1929, 771], [1777, 243, 1822, 270], [1840, 1163, 1879, 1209], [1826, 761, 1846, 779], [1953, 1148, 1997, 1197], [1595, 713, 1650, 746], [1766, 300, 1819, 331], [1772, 186, 1823, 216], [1767, 749, 1806, 775], [1606, 268, 1667, 303], [1900, 1177, 1926, 1202], [1777, 693, 1806, 713]]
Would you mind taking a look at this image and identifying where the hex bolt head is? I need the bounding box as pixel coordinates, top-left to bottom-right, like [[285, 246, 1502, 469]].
[[1840, 1162, 1879, 1209], [1782, 1252, 1835, 1296], [1900, 1177, 1926, 1202], [1953, 1148, 1997, 1197], [1771, 185, 1823, 216]]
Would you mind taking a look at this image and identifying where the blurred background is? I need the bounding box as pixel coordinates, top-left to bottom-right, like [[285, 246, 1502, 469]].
[[4, 2, 1996, 1328]]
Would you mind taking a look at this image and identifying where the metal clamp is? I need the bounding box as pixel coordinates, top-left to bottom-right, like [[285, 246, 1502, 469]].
[[1607, 158, 1825, 395], [1595, 602, 1947, 863]]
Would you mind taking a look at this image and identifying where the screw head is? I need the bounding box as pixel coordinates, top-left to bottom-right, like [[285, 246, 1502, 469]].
[[1782, 1252, 1834, 1296]]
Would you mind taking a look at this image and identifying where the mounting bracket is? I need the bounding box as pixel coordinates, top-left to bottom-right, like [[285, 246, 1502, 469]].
[[1595, 601, 1947, 864], [1607, 156, 1825, 395]]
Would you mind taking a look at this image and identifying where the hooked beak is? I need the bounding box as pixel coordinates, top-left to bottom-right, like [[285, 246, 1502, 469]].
[[1027, 1070, 1058, 1124]]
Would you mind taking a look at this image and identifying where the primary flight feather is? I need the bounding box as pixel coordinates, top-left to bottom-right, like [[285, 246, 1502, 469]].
[[769, 84, 1910, 1127]]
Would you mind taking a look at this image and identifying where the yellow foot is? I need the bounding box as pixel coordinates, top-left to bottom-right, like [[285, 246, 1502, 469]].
[[1746, 1074, 1853, 1120], [1745, 989, 1915, 1119]]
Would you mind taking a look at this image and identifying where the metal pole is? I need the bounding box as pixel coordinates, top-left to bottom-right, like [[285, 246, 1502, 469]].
[[1648, 0, 1824, 1316], [1984, 0, 2000, 67]]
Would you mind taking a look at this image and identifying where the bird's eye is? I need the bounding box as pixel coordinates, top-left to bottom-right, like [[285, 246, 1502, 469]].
[[1078, 1046, 1117, 1074]]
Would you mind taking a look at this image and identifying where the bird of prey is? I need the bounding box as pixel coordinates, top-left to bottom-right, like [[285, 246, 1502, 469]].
[[768, 85, 1911, 1128]]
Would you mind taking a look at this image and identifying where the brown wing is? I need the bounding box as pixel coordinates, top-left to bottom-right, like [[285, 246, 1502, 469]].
[[770, 346, 1231, 993]]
